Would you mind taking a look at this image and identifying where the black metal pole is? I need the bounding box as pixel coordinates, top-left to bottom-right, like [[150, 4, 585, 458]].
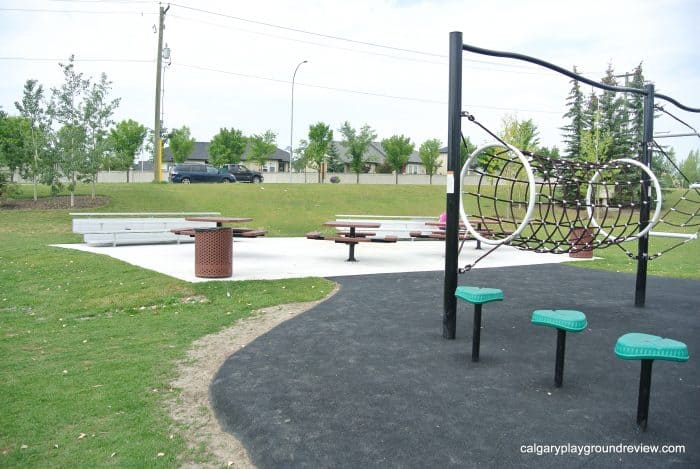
[[472, 304, 482, 362], [443, 31, 463, 340], [635, 83, 654, 307], [554, 329, 567, 387], [637, 359, 653, 431]]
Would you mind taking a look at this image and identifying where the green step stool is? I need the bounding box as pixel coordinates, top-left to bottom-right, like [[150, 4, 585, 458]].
[[455, 286, 504, 362], [531, 310, 587, 387], [615, 333, 689, 431]]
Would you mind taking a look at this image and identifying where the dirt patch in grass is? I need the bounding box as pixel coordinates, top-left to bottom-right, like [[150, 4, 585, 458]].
[[0, 195, 110, 210], [168, 285, 339, 468]]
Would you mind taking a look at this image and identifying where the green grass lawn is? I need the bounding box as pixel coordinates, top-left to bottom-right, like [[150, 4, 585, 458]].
[[1, 182, 698, 467]]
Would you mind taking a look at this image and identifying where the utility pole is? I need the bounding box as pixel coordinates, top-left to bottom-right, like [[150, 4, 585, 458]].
[[154, 4, 170, 182]]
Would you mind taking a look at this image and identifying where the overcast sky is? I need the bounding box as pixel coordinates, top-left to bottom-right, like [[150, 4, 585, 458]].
[[1, 0, 699, 163]]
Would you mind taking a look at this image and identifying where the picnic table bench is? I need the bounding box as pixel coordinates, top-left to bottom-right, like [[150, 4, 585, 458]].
[[410, 218, 514, 249], [333, 214, 437, 240], [307, 221, 398, 261], [71, 212, 221, 246]]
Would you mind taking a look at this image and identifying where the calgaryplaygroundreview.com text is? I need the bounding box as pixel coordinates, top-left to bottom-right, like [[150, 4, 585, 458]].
[[519, 443, 686, 457]]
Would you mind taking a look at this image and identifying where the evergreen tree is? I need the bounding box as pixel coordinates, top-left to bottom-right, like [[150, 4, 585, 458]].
[[599, 65, 628, 161], [627, 63, 646, 160], [561, 67, 585, 159], [326, 142, 344, 173]]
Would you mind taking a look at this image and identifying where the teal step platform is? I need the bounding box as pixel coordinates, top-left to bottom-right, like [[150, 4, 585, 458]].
[[531, 309, 587, 332], [531, 310, 587, 387], [455, 286, 504, 304], [455, 286, 504, 362], [614, 332, 689, 431], [615, 333, 689, 362]]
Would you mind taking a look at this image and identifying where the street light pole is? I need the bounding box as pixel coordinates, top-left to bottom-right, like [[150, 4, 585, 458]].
[[290, 60, 308, 183]]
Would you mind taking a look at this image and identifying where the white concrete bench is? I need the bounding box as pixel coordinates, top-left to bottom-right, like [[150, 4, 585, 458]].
[[71, 212, 220, 246], [334, 214, 438, 240]]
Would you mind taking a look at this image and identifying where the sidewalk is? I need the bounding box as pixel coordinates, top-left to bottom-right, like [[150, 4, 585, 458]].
[[54, 237, 586, 282]]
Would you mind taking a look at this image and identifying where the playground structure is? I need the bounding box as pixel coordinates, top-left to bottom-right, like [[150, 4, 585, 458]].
[[443, 33, 700, 339]]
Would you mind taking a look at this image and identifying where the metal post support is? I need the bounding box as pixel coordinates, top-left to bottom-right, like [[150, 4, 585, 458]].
[[472, 304, 482, 362], [635, 83, 654, 307], [637, 359, 653, 431], [554, 329, 567, 387], [443, 31, 463, 340]]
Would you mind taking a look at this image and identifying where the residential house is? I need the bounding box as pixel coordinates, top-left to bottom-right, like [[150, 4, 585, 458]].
[[163, 142, 291, 173], [327, 141, 428, 175]]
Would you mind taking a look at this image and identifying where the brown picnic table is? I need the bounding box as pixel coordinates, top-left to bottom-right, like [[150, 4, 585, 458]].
[[306, 221, 397, 262]]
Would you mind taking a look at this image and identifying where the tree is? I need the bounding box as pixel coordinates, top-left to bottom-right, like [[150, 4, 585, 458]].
[[248, 130, 277, 169], [0, 115, 30, 181], [326, 142, 344, 173], [50, 56, 89, 207], [108, 119, 147, 182], [460, 135, 477, 169], [599, 65, 629, 162], [83, 72, 120, 197], [308, 122, 334, 183], [627, 63, 646, 160], [419, 138, 442, 184], [381, 134, 414, 184], [561, 67, 585, 159], [500, 114, 540, 152], [580, 110, 613, 165], [208, 127, 247, 167], [680, 149, 700, 188], [338, 121, 377, 183], [15, 79, 52, 200], [168, 126, 196, 164]]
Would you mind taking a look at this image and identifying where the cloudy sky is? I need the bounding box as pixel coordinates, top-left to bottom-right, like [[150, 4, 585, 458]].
[[1, 0, 699, 163]]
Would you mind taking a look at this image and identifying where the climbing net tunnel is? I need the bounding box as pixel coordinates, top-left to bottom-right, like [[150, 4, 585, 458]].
[[460, 142, 664, 255]]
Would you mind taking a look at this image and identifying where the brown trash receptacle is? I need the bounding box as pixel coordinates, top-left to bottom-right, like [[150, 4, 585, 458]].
[[194, 227, 233, 278], [569, 227, 594, 258]]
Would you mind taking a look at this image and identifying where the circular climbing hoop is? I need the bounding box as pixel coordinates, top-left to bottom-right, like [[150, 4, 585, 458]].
[[585, 157, 663, 241], [459, 143, 537, 246]]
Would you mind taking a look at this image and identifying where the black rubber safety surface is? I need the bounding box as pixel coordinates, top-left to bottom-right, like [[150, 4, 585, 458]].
[[210, 264, 699, 468]]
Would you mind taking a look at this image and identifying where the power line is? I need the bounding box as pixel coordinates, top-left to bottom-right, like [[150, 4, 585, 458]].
[[173, 61, 563, 114], [0, 56, 153, 63], [168, 3, 552, 74], [167, 13, 555, 76], [169, 3, 444, 59], [0, 7, 154, 14]]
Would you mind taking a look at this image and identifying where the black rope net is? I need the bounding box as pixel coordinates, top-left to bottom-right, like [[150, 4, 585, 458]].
[[462, 144, 662, 255], [460, 111, 700, 260]]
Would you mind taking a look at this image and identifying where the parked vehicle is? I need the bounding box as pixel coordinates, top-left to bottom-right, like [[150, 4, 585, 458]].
[[221, 164, 264, 183], [169, 164, 237, 183]]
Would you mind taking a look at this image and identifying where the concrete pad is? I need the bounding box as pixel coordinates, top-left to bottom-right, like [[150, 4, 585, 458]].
[[53, 237, 585, 282]]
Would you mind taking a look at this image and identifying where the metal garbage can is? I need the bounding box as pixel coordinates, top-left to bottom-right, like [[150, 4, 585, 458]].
[[194, 227, 233, 278], [568, 227, 594, 259]]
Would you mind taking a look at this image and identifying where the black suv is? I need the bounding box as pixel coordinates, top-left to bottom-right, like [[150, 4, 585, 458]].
[[221, 164, 264, 183], [169, 164, 237, 183]]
